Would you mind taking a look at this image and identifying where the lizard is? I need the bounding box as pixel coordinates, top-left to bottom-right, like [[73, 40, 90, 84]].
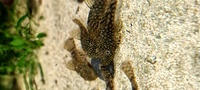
[[71, 0, 138, 90], [72, 0, 121, 89]]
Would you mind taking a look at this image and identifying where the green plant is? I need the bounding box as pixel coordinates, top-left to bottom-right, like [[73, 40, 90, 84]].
[[0, 0, 45, 90]]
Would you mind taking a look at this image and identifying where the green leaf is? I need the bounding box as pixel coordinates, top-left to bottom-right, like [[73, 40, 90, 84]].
[[35, 40, 44, 46], [4, 33, 11, 38], [10, 39, 24, 46], [17, 56, 26, 68], [37, 33, 47, 38], [16, 14, 28, 31], [17, 14, 28, 26]]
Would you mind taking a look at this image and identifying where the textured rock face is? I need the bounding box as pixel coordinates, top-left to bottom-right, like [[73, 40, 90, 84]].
[[35, 0, 200, 90], [117, 0, 200, 90]]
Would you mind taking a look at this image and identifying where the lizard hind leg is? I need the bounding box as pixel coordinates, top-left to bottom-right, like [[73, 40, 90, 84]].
[[64, 38, 98, 81], [120, 60, 138, 90]]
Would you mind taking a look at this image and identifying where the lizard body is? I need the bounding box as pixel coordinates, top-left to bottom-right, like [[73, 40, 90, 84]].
[[72, 0, 121, 89], [73, 0, 121, 66], [71, 0, 138, 90]]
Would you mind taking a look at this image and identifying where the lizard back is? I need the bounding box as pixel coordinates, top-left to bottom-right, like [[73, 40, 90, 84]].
[[82, 0, 120, 65]]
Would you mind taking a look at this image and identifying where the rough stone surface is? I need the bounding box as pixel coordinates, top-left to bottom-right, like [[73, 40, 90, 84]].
[[35, 0, 200, 90]]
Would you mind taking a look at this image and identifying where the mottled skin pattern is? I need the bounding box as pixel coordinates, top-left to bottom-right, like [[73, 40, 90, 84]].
[[73, 0, 120, 89], [64, 38, 98, 81], [72, 0, 138, 90], [73, 0, 121, 66]]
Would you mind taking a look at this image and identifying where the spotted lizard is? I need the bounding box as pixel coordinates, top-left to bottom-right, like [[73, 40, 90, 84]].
[[67, 0, 138, 90], [64, 38, 138, 90]]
